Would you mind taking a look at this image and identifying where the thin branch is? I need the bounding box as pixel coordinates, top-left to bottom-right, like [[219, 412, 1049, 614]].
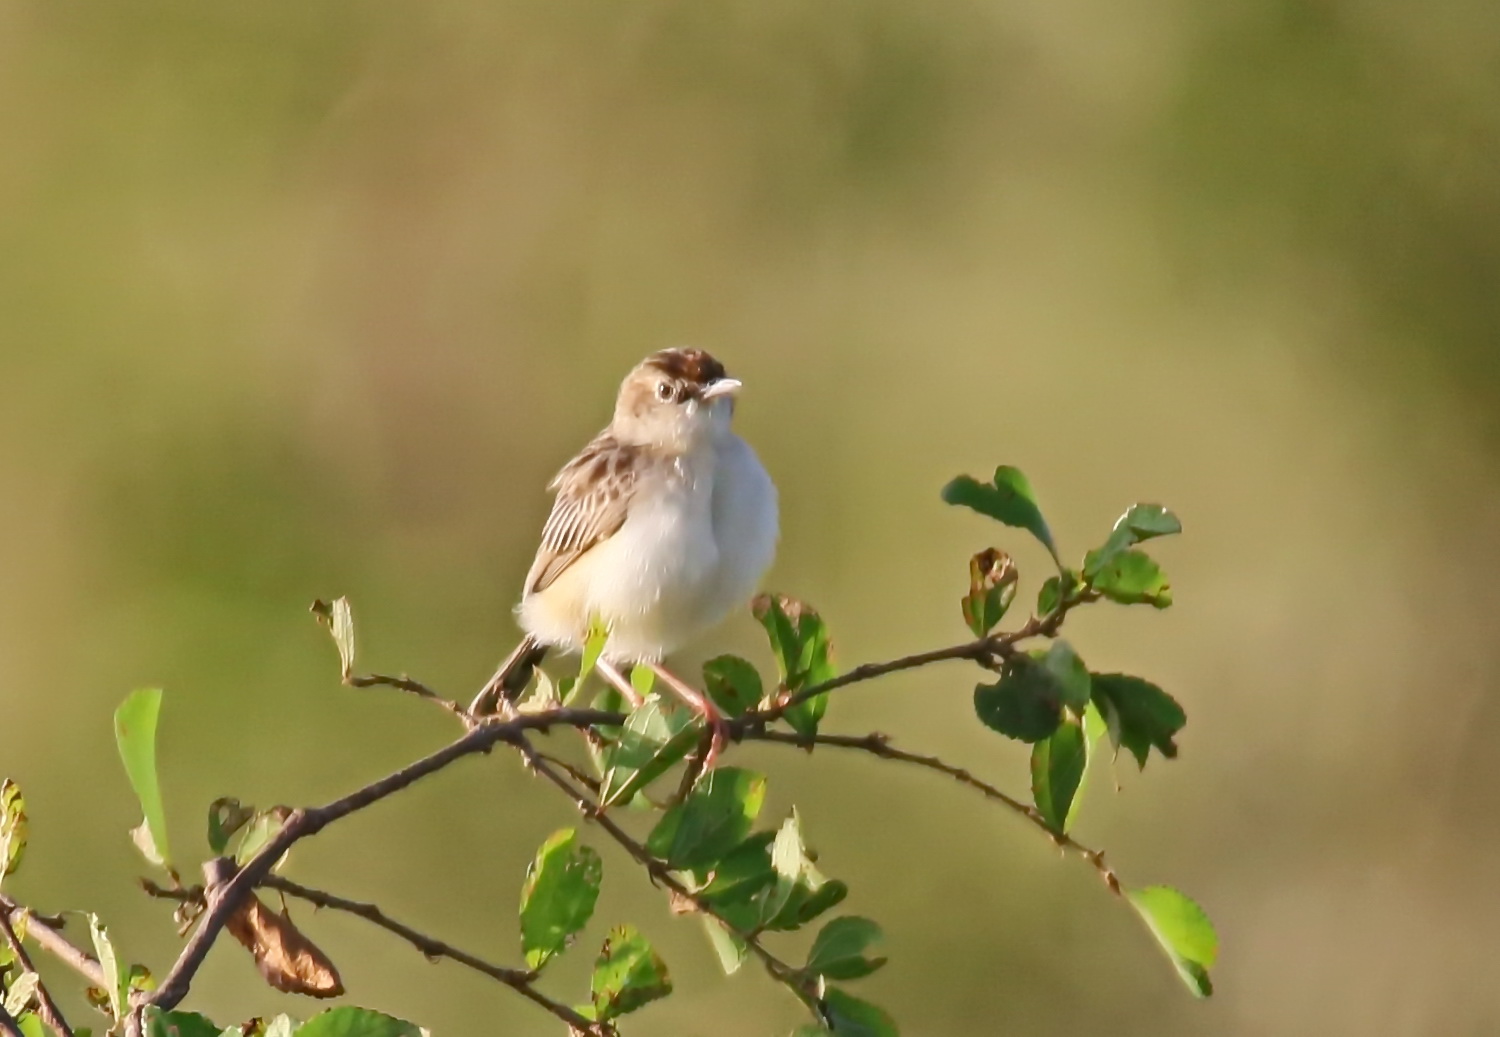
[[0, 907, 74, 1037], [751, 730, 1121, 894], [265, 878, 602, 1034], [0, 1001, 24, 1037], [0, 897, 107, 991], [136, 709, 626, 1029]]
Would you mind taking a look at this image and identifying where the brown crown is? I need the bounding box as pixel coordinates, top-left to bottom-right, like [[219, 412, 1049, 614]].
[[642, 348, 728, 387]]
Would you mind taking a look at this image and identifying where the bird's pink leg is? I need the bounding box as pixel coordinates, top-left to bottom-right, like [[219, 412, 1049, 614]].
[[649, 662, 729, 769], [595, 659, 646, 708]]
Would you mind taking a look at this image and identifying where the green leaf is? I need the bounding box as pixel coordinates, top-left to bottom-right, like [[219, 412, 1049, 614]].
[[144, 1008, 222, 1037], [1036, 568, 1081, 617], [1127, 886, 1217, 997], [819, 990, 899, 1037], [757, 811, 846, 932], [580, 617, 609, 683], [646, 768, 766, 869], [1039, 641, 1091, 711], [293, 1007, 423, 1037], [600, 701, 699, 807], [974, 642, 1090, 744], [1031, 715, 1088, 832], [702, 656, 764, 717], [753, 595, 837, 736], [88, 913, 124, 1023], [114, 688, 173, 871], [310, 598, 357, 679], [264, 1016, 295, 1037], [1089, 550, 1172, 608], [0, 778, 26, 881], [519, 828, 603, 971], [960, 549, 1018, 637], [1084, 504, 1181, 578], [941, 466, 1061, 568], [694, 832, 776, 903], [1090, 674, 1186, 767], [15, 1014, 45, 1037], [590, 924, 672, 1021], [208, 797, 253, 856], [806, 917, 886, 981], [974, 668, 1060, 743], [700, 917, 749, 976], [234, 807, 293, 868]]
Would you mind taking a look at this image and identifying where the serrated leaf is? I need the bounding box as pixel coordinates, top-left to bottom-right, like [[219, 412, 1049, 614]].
[[1031, 715, 1088, 832], [1090, 549, 1172, 607], [1084, 504, 1181, 578], [1090, 674, 1186, 767], [208, 797, 254, 856], [590, 925, 672, 1021], [701, 917, 748, 975], [646, 768, 766, 869], [960, 549, 1017, 637], [600, 700, 700, 807], [1127, 886, 1217, 997], [756, 812, 845, 932], [294, 1007, 423, 1037], [941, 466, 1061, 568], [806, 917, 886, 981], [0, 779, 25, 881], [819, 990, 899, 1037], [88, 914, 124, 1023], [702, 656, 763, 716], [114, 688, 173, 871], [519, 828, 603, 971], [694, 832, 776, 903]]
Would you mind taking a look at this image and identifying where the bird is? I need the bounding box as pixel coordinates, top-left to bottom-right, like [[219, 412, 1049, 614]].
[[468, 348, 779, 764]]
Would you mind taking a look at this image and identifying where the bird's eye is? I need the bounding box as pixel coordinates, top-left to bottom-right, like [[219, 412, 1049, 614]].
[[656, 381, 675, 402]]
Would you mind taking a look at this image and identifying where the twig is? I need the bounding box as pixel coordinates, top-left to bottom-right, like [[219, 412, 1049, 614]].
[[0, 897, 107, 990], [751, 730, 1121, 893], [0, 907, 74, 1037], [346, 673, 466, 718]]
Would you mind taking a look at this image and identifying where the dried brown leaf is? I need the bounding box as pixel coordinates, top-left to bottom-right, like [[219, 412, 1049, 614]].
[[226, 894, 344, 998]]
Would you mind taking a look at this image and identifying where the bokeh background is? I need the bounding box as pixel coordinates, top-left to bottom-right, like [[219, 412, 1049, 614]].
[[5, 0, 1500, 1033]]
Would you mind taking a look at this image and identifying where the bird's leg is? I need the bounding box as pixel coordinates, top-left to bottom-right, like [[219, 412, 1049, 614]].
[[595, 659, 646, 708], [649, 661, 729, 769]]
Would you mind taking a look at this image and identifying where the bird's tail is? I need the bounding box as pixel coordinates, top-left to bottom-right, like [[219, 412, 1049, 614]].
[[468, 634, 549, 717]]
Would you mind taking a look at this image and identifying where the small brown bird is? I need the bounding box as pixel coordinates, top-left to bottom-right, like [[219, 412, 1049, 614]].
[[470, 348, 779, 763]]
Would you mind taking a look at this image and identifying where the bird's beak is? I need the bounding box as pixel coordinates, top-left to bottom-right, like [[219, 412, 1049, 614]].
[[701, 378, 743, 401]]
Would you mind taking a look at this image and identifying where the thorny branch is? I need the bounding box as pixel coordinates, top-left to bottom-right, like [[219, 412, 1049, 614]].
[[9, 600, 1111, 1036]]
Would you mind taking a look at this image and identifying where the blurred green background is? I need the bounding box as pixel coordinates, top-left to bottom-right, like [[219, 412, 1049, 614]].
[[5, 0, 1500, 1033]]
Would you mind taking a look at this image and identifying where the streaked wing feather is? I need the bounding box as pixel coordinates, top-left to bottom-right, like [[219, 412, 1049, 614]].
[[525, 433, 641, 594]]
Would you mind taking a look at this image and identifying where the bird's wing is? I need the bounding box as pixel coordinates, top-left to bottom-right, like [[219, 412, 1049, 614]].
[[524, 432, 644, 595]]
